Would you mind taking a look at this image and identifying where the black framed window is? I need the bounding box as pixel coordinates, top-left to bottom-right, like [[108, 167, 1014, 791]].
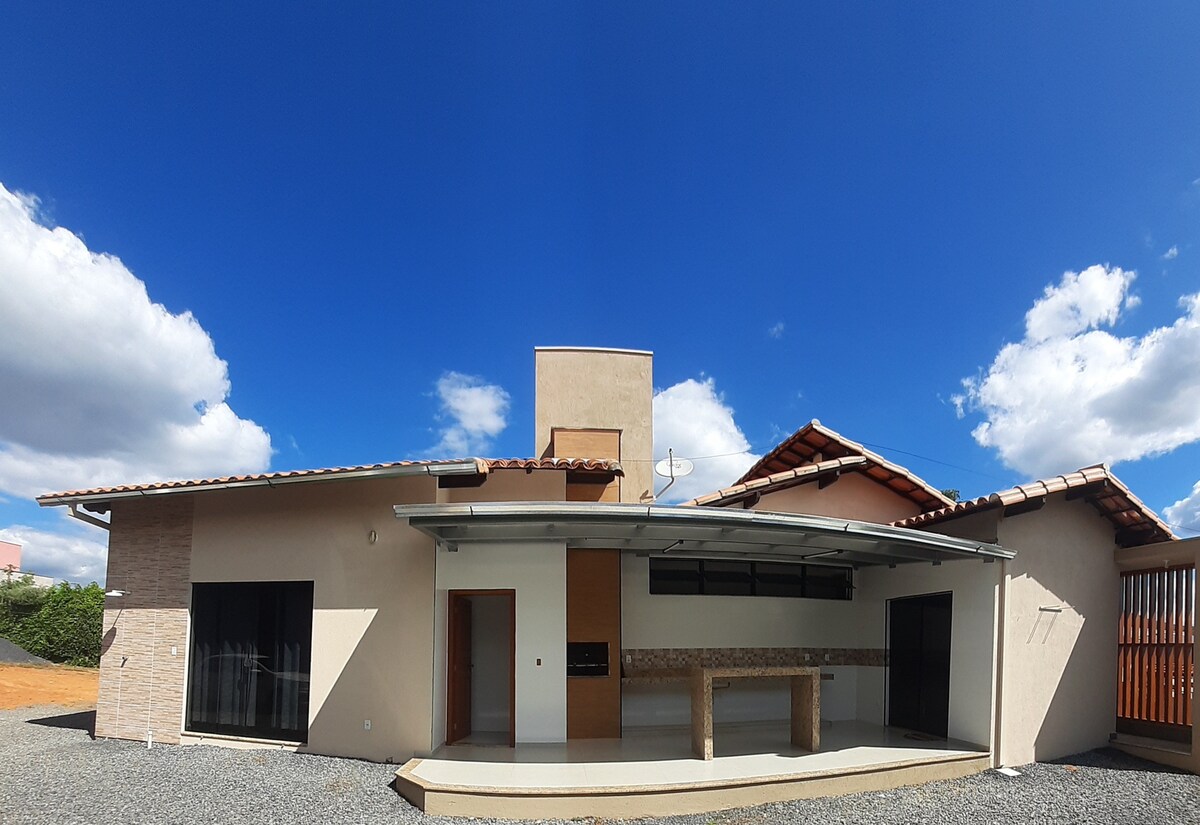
[[187, 581, 313, 741], [754, 562, 806, 598], [701, 560, 754, 596], [646, 557, 703, 594], [649, 558, 852, 601]]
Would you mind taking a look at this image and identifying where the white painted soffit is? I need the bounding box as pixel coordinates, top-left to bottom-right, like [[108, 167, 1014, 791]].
[[393, 502, 1014, 568]]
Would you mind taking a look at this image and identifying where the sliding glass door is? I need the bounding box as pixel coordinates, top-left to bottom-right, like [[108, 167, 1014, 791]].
[[187, 581, 313, 741]]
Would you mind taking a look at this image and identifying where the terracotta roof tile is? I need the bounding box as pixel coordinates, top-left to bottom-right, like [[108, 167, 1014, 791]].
[[894, 465, 1174, 548], [686, 456, 869, 507], [486, 457, 622, 473], [38, 456, 621, 505], [735, 420, 954, 512]]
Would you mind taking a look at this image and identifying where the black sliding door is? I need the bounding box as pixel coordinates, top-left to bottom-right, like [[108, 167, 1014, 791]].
[[888, 592, 952, 738], [187, 581, 313, 741]]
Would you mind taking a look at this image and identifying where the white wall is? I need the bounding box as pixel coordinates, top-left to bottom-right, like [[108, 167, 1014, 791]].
[[434, 541, 567, 746], [856, 558, 1000, 748], [470, 595, 512, 733], [622, 669, 859, 728], [621, 554, 867, 727], [621, 555, 865, 649]]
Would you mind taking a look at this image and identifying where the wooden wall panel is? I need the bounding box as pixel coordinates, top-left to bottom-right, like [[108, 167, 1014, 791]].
[[566, 476, 620, 503], [566, 548, 622, 739], [552, 428, 620, 460]]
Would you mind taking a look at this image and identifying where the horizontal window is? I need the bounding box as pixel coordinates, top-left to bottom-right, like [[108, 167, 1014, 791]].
[[648, 558, 852, 600]]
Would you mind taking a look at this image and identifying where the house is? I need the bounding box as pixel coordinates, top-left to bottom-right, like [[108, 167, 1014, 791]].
[[37, 347, 1197, 818], [0, 539, 55, 587]]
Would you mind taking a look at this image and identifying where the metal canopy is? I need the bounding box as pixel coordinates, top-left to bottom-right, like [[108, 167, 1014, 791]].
[[394, 502, 1014, 568]]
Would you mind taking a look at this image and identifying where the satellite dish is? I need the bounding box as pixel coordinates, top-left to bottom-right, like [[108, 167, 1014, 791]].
[[654, 456, 694, 478]]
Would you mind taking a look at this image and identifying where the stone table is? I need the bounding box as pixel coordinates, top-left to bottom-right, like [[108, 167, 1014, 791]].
[[689, 666, 821, 760]]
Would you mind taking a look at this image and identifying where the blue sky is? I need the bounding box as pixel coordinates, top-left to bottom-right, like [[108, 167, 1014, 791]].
[[3, 4, 1200, 581]]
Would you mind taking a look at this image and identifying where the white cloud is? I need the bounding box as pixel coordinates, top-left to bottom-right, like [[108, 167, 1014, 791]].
[[1022, 264, 1136, 342], [1165, 482, 1200, 535], [653, 377, 758, 503], [431, 371, 510, 456], [0, 183, 272, 497], [957, 264, 1200, 477], [0, 523, 108, 584], [768, 322, 785, 339], [1163, 245, 1179, 261]]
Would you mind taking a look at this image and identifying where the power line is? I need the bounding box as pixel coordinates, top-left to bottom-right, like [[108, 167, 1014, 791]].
[[857, 441, 1012, 484]]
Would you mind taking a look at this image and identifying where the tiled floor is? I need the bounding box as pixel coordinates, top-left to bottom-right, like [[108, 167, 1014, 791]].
[[411, 720, 986, 790]]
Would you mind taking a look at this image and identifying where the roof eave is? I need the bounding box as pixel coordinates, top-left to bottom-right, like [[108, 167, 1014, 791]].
[[37, 459, 488, 509]]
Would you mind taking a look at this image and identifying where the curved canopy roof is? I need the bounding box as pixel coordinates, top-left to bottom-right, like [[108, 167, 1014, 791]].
[[396, 502, 1014, 568]]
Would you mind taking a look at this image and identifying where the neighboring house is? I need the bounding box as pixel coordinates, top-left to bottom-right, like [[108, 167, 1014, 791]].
[[0, 539, 55, 587], [36, 347, 1198, 817]]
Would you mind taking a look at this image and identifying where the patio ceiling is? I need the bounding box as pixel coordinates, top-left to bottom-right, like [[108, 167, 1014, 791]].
[[394, 502, 1015, 568]]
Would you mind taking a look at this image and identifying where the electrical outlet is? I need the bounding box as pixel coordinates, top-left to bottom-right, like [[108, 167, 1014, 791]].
[[363, 719, 371, 731], [170, 646, 177, 657], [625, 654, 632, 664]]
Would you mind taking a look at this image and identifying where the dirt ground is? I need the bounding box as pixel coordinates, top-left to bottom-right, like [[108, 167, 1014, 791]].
[[0, 663, 98, 710]]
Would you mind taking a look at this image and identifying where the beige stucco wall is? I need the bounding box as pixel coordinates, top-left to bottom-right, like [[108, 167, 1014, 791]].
[[534, 347, 653, 503], [992, 497, 1123, 766], [443, 467, 566, 503], [855, 559, 1000, 748], [189, 476, 438, 762], [751, 473, 924, 523], [913, 509, 1002, 545]]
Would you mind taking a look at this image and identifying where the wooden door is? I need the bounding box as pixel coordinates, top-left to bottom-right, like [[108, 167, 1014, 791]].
[[447, 594, 473, 744]]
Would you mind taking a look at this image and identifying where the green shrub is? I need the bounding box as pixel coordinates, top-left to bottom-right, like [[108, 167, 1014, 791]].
[[0, 575, 49, 641], [0, 578, 104, 667]]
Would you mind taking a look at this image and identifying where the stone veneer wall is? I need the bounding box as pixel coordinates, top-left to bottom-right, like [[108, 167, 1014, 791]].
[[623, 647, 885, 670], [95, 495, 193, 744]]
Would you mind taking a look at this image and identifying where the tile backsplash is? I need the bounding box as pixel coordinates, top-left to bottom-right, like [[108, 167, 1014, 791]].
[[622, 646, 885, 670]]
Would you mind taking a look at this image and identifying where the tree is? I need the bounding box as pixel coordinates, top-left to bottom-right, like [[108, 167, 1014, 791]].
[[0, 579, 104, 667]]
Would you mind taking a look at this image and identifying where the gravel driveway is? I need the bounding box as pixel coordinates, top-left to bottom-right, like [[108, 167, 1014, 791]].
[[1, 705, 1196, 824]]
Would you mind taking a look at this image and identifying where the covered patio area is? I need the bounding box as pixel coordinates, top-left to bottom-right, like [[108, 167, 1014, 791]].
[[394, 502, 1009, 816]]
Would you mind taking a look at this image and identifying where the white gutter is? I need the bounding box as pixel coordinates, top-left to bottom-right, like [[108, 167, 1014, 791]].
[[38, 460, 485, 509]]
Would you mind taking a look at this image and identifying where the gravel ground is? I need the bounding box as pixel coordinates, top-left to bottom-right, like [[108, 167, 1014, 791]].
[[1, 705, 1197, 825]]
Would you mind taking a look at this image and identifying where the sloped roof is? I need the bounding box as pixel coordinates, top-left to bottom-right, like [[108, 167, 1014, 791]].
[[37, 457, 622, 507], [686, 456, 869, 507], [894, 464, 1175, 548], [736, 420, 954, 513]]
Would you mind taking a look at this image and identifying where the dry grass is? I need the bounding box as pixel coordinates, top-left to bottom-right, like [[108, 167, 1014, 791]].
[[0, 662, 98, 710]]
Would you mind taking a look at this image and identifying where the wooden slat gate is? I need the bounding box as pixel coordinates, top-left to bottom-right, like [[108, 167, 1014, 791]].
[[1117, 565, 1195, 743]]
